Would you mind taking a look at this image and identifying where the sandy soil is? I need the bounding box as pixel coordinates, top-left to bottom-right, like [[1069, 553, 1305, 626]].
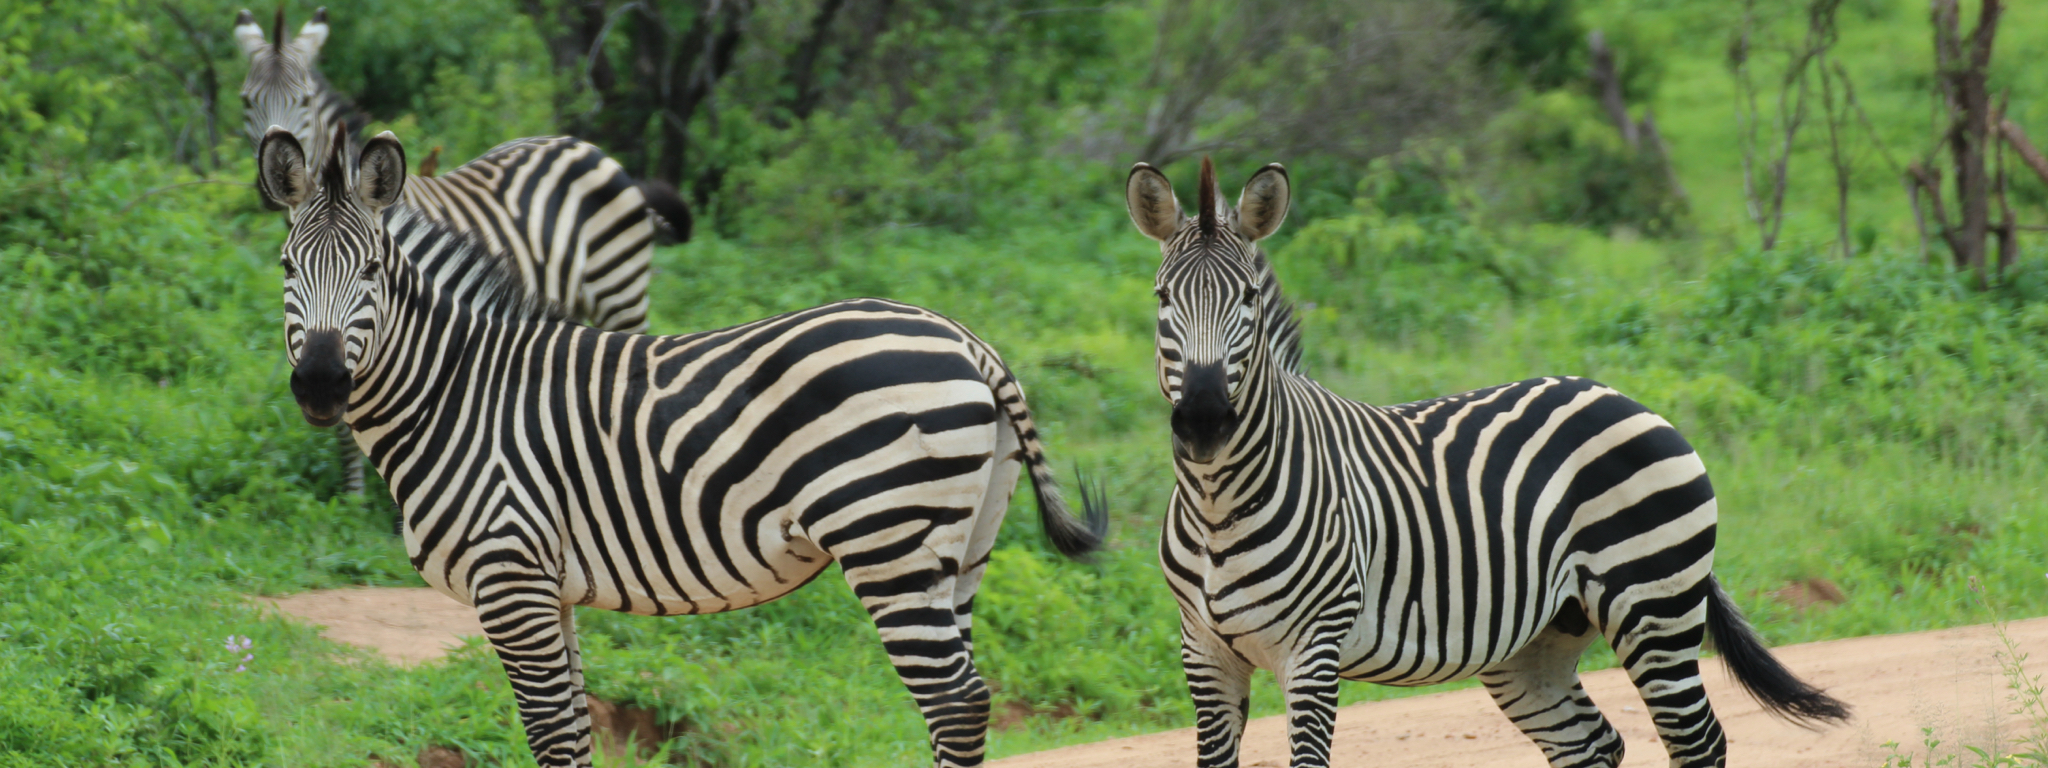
[[255, 587, 483, 665], [994, 616, 2048, 768], [257, 588, 2047, 766]]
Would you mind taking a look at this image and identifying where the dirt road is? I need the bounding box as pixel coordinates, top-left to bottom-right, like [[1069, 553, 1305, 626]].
[[257, 588, 2047, 766], [993, 616, 2048, 768]]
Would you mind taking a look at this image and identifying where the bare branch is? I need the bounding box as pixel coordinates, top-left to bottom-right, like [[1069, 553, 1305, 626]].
[[1998, 117, 2048, 188]]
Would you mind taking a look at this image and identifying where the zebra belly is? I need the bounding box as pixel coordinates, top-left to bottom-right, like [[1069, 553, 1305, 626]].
[[560, 506, 833, 616], [1332, 592, 1558, 686]]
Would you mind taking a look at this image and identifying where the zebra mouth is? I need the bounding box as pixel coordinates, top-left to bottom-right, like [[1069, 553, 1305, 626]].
[[1172, 433, 1223, 464], [298, 401, 343, 427]]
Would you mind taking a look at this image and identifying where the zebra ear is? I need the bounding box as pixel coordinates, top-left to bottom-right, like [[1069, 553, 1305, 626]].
[[233, 9, 268, 59], [356, 131, 407, 211], [257, 126, 309, 210], [1235, 163, 1290, 242], [289, 7, 329, 62], [1126, 163, 1183, 242]]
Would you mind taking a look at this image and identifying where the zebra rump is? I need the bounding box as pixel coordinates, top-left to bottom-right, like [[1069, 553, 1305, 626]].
[[636, 178, 694, 245]]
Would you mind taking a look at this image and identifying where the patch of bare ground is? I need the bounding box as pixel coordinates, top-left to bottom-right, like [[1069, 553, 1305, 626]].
[[253, 587, 483, 666], [261, 589, 697, 765], [991, 616, 2048, 768], [257, 588, 2048, 767]]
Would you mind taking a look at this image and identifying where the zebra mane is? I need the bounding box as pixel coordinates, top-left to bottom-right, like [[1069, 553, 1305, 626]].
[[383, 205, 573, 326], [1253, 251, 1306, 374]]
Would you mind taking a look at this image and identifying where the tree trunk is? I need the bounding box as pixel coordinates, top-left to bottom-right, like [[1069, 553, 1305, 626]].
[[1587, 30, 1637, 148], [780, 0, 847, 126], [1932, 0, 2001, 285]]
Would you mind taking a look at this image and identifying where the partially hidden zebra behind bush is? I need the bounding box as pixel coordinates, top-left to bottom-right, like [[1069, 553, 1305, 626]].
[[257, 126, 1107, 768], [1124, 158, 1848, 768], [233, 6, 691, 333]]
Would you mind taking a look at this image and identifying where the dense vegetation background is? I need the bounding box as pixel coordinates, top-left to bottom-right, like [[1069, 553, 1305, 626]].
[[3, 0, 2047, 764]]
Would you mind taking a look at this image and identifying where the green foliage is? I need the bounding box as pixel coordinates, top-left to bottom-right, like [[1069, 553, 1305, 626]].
[[1460, 0, 1587, 90], [1275, 156, 1553, 345], [0, 0, 153, 168], [1483, 90, 1690, 235]]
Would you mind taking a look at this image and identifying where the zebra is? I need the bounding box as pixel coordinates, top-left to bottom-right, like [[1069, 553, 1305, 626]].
[[1123, 158, 1848, 768], [254, 126, 1107, 768], [233, 6, 692, 333]]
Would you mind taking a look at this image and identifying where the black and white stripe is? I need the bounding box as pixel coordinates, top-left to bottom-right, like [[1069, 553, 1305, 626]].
[[258, 128, 1104, 768], [1124, 159, 1848, 768], [234, 7, 690, 334]]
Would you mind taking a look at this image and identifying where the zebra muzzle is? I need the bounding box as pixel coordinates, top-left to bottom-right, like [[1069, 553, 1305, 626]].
[[290, 330, 353, 427], [1171, 364, 1236, 463]]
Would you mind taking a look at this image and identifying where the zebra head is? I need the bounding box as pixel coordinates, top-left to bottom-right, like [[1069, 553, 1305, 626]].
[[235, 6, 333, 202], [1126, 157, 1291, 464], [257, 125, 407, 427]]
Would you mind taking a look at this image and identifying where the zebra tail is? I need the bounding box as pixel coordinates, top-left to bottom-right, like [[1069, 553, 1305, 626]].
[[637, 179, 694, 245], [984, 367, 1107, 562], [1704, 575, 1851, 727]]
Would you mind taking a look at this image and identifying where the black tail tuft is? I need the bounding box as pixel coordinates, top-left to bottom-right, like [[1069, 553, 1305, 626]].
[[638, 179, 694, 245], [1705, 575, 1852, 728], [1034, 465, 1108, 562]]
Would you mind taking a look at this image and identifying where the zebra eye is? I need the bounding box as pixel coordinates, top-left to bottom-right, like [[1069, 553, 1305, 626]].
[[280, 260, 297, 279], [1243, 285, 1259, 305], [360, 260, 381, 280], [1154, 287, 1171, 307]]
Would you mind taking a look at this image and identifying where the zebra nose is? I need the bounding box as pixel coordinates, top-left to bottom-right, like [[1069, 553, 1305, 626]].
[[291, 331, 353, 427], [1171, 364, 1236, 462]]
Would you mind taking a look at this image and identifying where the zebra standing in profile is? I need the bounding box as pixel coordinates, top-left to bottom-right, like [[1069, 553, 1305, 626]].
[[235, 6, 691, 494], [1124, 158, 1847, 768], [256, 126, 1106, 768]]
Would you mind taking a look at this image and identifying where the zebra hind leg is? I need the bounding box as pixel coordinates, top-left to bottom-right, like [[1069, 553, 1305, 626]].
[[834, 523, 991, 767], [1481, 599, 1626, 768], [950, 424, 1026, 655], [1603, 578, 1728, 768]]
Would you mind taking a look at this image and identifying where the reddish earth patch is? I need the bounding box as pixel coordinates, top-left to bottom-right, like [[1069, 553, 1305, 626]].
[[413, 745, 466, 768], [1772, 577, 1849, 612], [995, 700, 1083, 732], [589, 696, 691, 760]]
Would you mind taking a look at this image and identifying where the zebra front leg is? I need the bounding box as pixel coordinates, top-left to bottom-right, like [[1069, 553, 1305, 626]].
[[1279, 644, 1341, 768], [1182, 631, 1253, 768], [477, 580, 594, 768]]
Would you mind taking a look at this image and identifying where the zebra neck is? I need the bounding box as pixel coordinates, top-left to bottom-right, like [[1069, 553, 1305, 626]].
[[343, 240, 523, 450]]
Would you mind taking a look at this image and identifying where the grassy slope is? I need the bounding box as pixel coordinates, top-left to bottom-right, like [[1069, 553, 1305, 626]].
[[4, 1, 2048, 765]]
